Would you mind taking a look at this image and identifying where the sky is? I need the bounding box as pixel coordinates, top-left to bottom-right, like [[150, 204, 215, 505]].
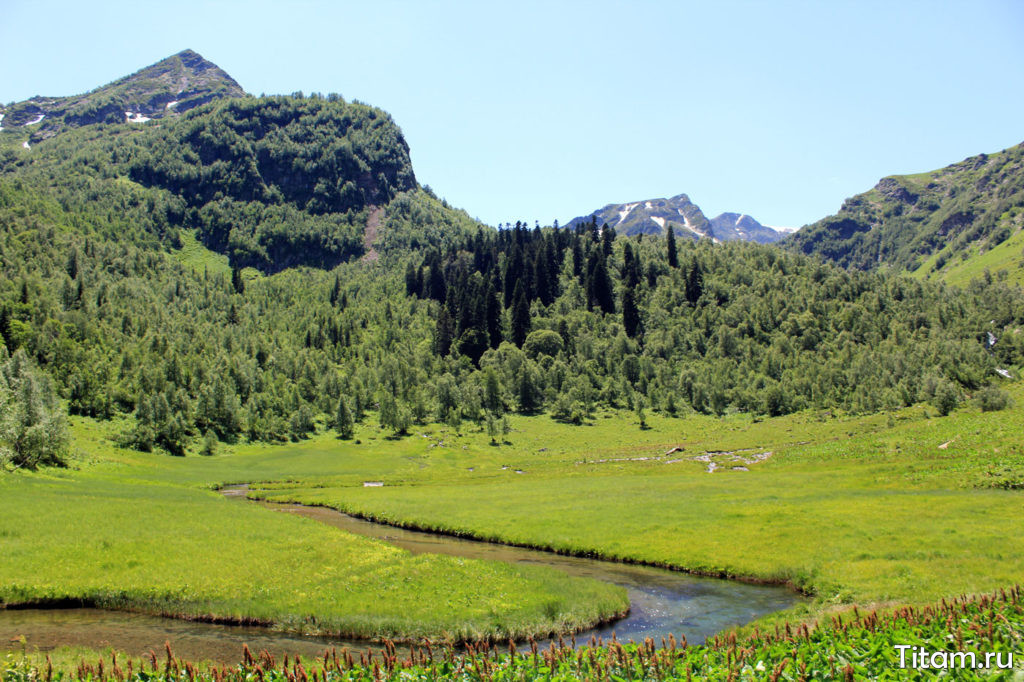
[[2, 0, 1022, 229]]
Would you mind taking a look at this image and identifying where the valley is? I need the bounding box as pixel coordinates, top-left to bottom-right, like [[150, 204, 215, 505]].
[[1, 47, 1023, 681]]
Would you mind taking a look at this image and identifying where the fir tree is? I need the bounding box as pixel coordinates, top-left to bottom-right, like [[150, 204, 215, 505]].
[[511, 282, 531, 347], [435, 306, 454, 356], [231, 266, 245, 295], [685, 260, 703, 305], [335, 398, 354, 439], [601, 223, 615, 257], [666, 225, 678, 268], [485, 278, 502, 348], [622, 286, 642, 338], [585, 252, 615, 314]]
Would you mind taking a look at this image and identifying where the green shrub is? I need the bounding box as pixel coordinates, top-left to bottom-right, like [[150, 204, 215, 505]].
[[976, 385, 1012, 412]]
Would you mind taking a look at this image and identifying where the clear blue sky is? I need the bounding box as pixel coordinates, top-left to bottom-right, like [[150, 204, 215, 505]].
[[2, 0, 1022, 229]]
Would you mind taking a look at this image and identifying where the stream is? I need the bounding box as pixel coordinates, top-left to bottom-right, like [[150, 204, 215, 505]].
[[0, 486, 802, 663]]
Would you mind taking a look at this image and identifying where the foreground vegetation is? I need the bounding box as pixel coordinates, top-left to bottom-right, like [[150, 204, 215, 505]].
[[5, 587, 1022, 680], [3, 381, 1021, 650], [0, 421, 627, 642]]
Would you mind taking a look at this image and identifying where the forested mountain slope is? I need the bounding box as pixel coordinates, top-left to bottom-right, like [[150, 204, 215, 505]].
[[787, 141, 1024, 283], [1, 53, 1022, 463]]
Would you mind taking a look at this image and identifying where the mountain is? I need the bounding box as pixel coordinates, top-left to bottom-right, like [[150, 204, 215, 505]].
[[707, 212, 787, 244], [565, 194, 785, 243], [0, 49, 245, 142], [787, 142, 1024, 283], [0, 50, 478, 273]]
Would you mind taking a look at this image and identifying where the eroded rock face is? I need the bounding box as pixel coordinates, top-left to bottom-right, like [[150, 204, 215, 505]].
[[876, 177, 919, 204]]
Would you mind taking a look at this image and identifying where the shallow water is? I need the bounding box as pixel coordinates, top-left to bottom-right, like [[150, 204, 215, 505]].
[[0, 487, 801, 663]]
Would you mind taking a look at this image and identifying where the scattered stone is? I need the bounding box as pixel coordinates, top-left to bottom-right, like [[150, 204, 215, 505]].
[[690, 449, 772, 473]]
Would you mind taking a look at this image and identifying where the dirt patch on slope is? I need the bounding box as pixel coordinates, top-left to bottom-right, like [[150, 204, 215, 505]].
[[361, 206, 384, 263]]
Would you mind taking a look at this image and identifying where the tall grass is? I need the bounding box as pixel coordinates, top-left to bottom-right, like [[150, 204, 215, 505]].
[[6, 587, 1022, 680]]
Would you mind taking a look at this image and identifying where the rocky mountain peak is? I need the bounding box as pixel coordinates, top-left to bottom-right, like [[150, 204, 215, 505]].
[[1, 49, 246, 141], [566, 194, 784, 243]]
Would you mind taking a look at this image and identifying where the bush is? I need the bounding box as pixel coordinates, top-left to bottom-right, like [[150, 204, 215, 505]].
[[0, 349, 69, 469], [523, 330, 564, 358], [975, 386, 1012, 412], [932, 380, 959, 416]]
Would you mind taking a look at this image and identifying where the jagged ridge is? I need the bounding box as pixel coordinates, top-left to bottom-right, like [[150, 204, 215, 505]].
[[565, 194, 784, 243]]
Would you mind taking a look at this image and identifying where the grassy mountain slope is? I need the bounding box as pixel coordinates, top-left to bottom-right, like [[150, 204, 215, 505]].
[[788, 142, 1024, 282], [0, 50, 244, 143]]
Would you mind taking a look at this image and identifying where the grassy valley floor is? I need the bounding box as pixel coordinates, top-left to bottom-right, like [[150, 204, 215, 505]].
[[1, 383, 1022, 674], [0, 425, 627, 643], [252, 383, 1024, 610]]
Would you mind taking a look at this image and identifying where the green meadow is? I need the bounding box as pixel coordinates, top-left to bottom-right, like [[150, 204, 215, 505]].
[[2, 381, 1022, 659], [253, 382, 1024, 610], [0, 423, 628, 643]]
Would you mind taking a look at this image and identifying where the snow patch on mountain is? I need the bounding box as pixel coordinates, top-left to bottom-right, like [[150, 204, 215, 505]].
[[682, 216, 719, 243], [25, 114, 45, 126], [617, 202, 639, 226], [22, 140, 31, 150], [651, 216, 665, 229]]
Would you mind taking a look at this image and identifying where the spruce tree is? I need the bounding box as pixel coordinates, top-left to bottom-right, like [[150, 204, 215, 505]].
[[586, 252, 615, 314], [485, 278, 502, 348], [511, 282, 531, 347], [622, 286, 642, 338], [231, 266, 245, 295], [685, 260, 703, 305], [666, 225, 678, 268], [601, 223, 615, 257], [335, 398, 354, 439], [434, 306, 454, 356]]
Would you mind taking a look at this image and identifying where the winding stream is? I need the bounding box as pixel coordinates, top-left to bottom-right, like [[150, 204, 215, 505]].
[[0, 487, 802, 663]]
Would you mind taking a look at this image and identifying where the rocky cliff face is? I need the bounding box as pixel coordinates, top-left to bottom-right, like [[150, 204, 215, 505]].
[[1, 50, 245, 142]]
